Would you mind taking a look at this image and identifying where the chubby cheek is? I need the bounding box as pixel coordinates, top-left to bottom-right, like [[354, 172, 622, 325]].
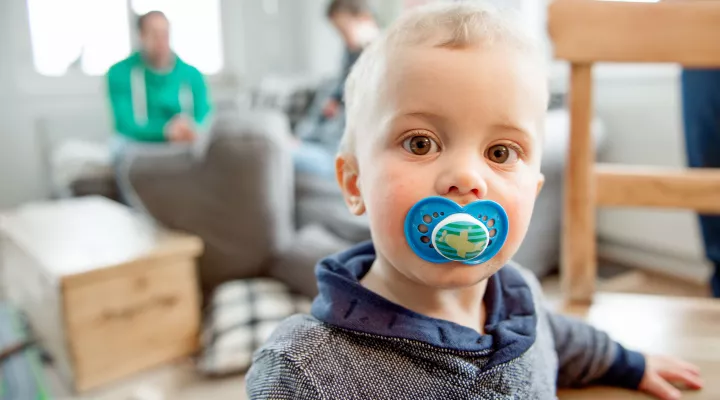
[[362, 158, 428, 252], [493, 178, 538, 262]]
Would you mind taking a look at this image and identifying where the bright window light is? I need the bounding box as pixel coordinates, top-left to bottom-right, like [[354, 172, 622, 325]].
[[26, 0, 130, 76], [26, 0, 224, 76]]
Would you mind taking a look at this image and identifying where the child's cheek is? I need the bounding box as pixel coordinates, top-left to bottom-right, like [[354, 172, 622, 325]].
[[501, 185, 538, 255], [366, 163, 422, 248]]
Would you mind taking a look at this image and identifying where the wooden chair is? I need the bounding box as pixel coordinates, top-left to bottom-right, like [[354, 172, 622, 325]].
[[548, 0, 720, 397]]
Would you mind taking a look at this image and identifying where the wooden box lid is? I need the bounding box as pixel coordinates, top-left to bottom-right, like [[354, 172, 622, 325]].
[[0, 197, 202, 286]]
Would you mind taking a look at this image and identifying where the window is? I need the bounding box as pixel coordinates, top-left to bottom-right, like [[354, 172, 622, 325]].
[[26, 0, 223, 77], [26, 0, 130, 76]]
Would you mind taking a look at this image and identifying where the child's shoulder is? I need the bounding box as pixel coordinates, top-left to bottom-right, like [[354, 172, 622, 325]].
[[255, 314, 332, 362], [247, 314, 340, 398]]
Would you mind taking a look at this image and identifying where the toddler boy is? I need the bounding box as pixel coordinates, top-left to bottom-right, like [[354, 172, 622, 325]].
[[247, 3, 704, 399]]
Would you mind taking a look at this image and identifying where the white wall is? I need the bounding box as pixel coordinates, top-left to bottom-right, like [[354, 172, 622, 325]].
[[0, 0, 51, 208], [297, 0, 345, 80], [237, 0, 311, 82]]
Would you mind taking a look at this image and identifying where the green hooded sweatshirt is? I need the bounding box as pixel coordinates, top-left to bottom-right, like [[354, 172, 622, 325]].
[[107, 52, 212, 142]]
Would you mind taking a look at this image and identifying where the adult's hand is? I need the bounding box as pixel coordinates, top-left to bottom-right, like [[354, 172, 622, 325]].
[[323, 99, 340, 119], [166, 116, 196, 143]]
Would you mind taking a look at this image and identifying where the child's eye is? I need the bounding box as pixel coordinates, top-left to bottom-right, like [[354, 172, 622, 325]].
[[487, 144, 519, 164], [402, 135, 440, 156]]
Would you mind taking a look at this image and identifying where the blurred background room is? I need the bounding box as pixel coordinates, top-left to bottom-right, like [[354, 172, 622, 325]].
[[0, 0, 718, 399]]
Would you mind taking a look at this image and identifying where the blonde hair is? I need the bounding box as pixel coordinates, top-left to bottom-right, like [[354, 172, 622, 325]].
[[339, 1, 545, 154]]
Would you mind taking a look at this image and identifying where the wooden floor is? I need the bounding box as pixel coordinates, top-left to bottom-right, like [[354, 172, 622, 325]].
[[544, 267, 719, 400]]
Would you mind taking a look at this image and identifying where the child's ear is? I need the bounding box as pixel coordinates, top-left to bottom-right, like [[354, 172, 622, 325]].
[[536, 172, 545, 196], [336, 153, 366, 216]]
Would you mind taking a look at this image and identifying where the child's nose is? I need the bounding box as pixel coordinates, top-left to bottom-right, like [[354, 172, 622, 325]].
[[435, 162, 489, 203]]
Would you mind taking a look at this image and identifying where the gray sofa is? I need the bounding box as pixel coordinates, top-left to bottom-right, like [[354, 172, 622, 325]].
[[128, 110, 351, 297], [129, 105, 602, 299]]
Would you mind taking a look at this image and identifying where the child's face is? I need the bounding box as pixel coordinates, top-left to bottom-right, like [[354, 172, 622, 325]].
[[340, 45, 548, 288]]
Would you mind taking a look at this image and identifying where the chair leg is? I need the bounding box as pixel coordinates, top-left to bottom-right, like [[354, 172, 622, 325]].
[[562, 63, 597, 305]]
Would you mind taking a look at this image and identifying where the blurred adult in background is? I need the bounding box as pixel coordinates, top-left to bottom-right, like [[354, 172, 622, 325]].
[[106, 10, 213, 207], [107, 11, 212, 146], [292, 0, 380, 180], [323, 0, 379, 119], [681, 69, 720, 297]]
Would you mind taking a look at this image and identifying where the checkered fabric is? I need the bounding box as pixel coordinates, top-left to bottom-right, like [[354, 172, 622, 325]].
[[196, 279, 311, 376]]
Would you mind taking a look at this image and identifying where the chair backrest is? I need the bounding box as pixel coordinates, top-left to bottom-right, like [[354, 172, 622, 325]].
[[547, 0, 720, 304], [550, 0, 720, 67]]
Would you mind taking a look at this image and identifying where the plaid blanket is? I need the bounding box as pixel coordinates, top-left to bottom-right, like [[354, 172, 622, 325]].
[[0, 303, 49, 400]]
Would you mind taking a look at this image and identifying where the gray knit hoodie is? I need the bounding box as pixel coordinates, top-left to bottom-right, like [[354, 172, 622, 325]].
[[246, 242, 645, 399]]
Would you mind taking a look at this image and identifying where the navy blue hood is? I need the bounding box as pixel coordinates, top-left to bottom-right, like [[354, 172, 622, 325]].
[[310, 241, 537, 370]]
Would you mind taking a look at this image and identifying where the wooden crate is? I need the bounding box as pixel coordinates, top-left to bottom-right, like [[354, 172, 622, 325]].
[[0, 197, 204, 392]]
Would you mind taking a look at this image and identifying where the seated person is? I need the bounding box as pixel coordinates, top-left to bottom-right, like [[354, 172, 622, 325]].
[[247, 3, 703, 399], [107, 10, 212, 148], [106, 10, 212, 206], [292, 0, 379, 180], [322, 0, 379, 120]]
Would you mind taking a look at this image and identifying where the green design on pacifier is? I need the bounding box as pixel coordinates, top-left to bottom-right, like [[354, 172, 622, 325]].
[[432, 214, 489, 261]]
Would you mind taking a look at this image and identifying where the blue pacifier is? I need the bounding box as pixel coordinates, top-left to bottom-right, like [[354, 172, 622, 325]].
[[404, 196, 509, 265]]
